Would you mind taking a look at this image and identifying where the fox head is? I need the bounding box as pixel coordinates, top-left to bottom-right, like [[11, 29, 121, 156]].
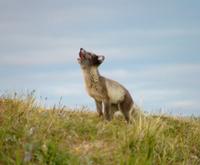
[[77, 48, 105, 69]]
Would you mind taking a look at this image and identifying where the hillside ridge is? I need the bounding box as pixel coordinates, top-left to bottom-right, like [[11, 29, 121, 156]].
[[0, 95, 200, 164]]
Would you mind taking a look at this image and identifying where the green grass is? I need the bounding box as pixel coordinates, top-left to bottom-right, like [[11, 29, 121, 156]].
[[0, 93, 200, 165]]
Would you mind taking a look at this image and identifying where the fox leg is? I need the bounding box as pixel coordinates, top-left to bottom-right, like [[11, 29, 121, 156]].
[[103, 102, 112, 121], [119, 105, 130, 123], [95, 100, 103, 117], [110, 104, 119, 118], [119, 101, 132, 123]]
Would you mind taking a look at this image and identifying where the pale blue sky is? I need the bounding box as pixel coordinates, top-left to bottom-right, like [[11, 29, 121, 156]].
[[0, 0, 200, 116]]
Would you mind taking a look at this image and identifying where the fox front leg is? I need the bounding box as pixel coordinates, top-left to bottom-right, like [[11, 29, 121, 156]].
[[103, 102, 112, 121], [95, 100, 103, 117]]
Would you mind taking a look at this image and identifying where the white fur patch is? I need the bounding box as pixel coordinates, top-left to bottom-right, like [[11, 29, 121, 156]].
[[98, 56, 105, 63], [106, 80, 125, 103]]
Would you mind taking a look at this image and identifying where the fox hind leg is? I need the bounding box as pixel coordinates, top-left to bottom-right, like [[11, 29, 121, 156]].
[[119, 97, 133, 123], [119, 105, 130, 123]]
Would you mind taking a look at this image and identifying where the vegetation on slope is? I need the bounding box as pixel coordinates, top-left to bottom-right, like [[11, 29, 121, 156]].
[[0, 93, 200, 165]]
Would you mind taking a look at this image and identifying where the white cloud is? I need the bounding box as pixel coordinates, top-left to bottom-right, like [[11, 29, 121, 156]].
[[169, 100, 200, 110], [43, 84, 85, 97], [0, 0, 199, 115], [102, 63, 200, 82]]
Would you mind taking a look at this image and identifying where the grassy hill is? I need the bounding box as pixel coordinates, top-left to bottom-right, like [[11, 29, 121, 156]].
[[0, 93, 200, 165]]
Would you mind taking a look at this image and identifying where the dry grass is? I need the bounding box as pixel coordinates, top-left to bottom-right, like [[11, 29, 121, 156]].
[[0, 93, 200, 165]]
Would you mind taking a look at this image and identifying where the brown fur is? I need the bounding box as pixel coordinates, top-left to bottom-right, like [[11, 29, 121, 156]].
[[78, 48, 134, 122]]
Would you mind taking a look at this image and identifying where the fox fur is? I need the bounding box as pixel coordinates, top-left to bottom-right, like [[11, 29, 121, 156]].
[[78, 48, 134, 122]]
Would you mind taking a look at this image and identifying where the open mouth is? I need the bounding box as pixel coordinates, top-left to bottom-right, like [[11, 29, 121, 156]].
[[79, 49, 85, 59], [77, 48, 85, 63]]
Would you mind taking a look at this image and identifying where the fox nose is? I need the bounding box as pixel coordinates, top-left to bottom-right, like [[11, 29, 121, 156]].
[[80, 48, 86, 54]]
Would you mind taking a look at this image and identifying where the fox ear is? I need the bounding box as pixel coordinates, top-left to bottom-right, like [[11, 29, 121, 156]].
[[98, 55, 105, 63]]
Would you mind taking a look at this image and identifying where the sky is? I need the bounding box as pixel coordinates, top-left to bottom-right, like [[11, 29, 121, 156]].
[[0, 0, 200, 116]]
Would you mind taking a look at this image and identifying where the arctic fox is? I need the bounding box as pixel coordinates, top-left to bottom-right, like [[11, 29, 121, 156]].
[[78, 48, 135, 122]]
